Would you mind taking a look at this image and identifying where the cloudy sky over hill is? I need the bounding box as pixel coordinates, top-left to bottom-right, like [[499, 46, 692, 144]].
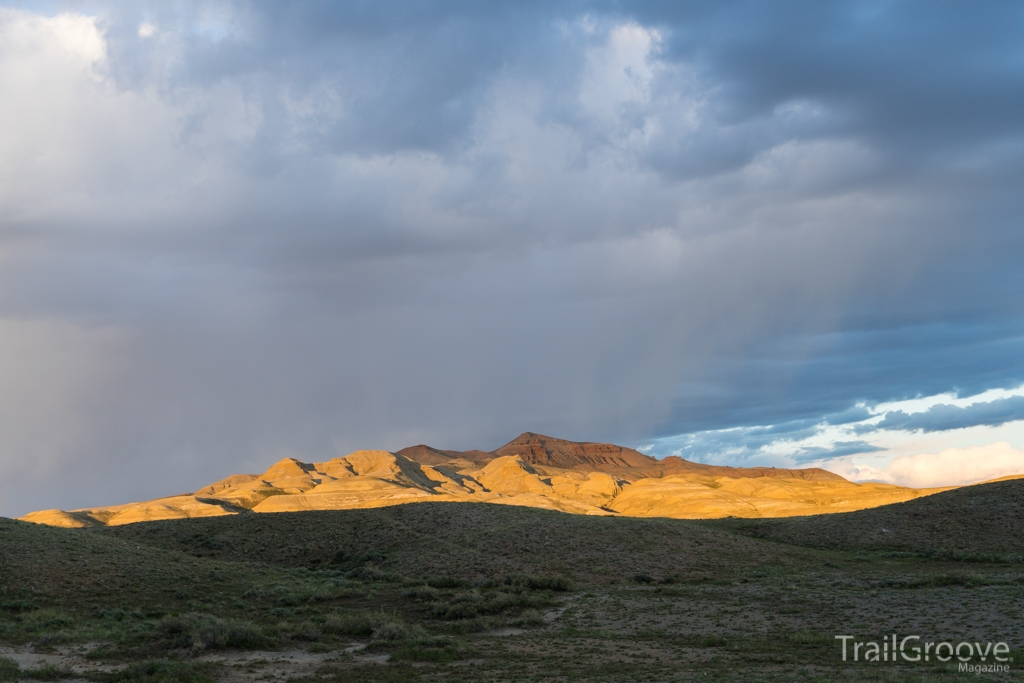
[[2, 1, 1024, 515]]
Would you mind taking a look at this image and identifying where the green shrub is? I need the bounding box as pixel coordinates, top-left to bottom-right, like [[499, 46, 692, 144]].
[[790, 631, 834, 645], [242, 586, 266, 599], [524, 576, 573, 591], [426, 587, 556, 621], [276, 594, 300, 606], [367, 613, 439, 646], [0, 658, 19, 682], [511, 609, 545, 626], [267, 607, 294, 620], [434, 602, 478, 620], [926, 572, 990, 588], [114, 660, 213, 683], [503, 575, 573, 591], [101, 608, 130, 621], [426, 577, 469, 589], [321, 612, 375, 637], [391, 643, 461, 663], [694, 635, 728, 647], [287, 622, 323, 642], [358, 550, 386, 564], [346, 566, 400, 583], [401, 586, 440, 601], [21, 609, 75, 631], [372, 622, 411, 643], [438, 616, 502, 633], [882, 572, 992, 589], [159, 613, 270, 651], [20, 663, 70, 681], [1, 600, 36, 613]]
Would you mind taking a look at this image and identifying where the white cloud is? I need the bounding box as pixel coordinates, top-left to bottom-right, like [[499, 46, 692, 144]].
[[578, 21, 662, 123], [642, 381, 1024, 475], [829, 442, 1024, 488], [0, 9, 187, 219], [872, 384, 1024, 416], [138, 23, 156, 38]]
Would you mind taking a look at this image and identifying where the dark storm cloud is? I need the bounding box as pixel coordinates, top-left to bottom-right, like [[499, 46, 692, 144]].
[[98, 1, 568, 156], [824, 405, 873, 426], [639, 2, 1024, 150], [870, 396, 1024, 434], [663, 323, 1024, 436], [640, 409, 888, 463], [791, 441, 885, 464], [639, 400, 902, 464], [644, 418, 823, 461], [1, 0, 1023, 515]]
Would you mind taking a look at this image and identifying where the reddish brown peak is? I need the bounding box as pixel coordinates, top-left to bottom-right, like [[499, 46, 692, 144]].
[[397, 433, 849, 482], [491, 432, 657, 471], [396, 445, 494, 467]]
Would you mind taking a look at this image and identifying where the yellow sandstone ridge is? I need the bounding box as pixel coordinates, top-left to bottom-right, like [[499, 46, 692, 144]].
[[16, 434, 968, 527], [17, 509, 100, 528], [610, 475, 947, 518]]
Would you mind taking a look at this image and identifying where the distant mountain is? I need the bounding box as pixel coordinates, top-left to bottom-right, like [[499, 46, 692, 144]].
[[19, 432, 942, 528], [394, 444, 494, 468], [400, 432, 843, 481], [492, 432, 657, 469], [394, 432, 654, 471]]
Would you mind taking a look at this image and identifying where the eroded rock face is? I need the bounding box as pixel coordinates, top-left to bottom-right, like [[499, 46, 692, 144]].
[[17, 509, 99, 528], [491, 433, 657, 470], [17, 434, 951, 526], [399, 432, 844, 482]]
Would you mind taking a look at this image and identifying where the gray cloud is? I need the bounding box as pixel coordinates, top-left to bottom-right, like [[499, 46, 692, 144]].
[[870, 396, 1024, 434], [641, 413, 842, 464], [1, 1, 1024, 515], [791, 441, 885, 464]]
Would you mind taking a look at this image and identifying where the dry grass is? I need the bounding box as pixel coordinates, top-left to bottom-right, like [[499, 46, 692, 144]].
[[720, 477, 1024, 557], [2, 488, 1024, 682], [96, 502, 810, 582]]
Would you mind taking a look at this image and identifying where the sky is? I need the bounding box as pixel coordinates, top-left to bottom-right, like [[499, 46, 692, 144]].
[[2, 1, 1024, 517]]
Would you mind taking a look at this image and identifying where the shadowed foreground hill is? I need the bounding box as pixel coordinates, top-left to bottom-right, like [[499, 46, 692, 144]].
[[730, 477, 1024, 556], [97, 502, 811, 582], [0, 515, 262, 610], [5, 487, 1024, 683], [3, 504, 815, 637]]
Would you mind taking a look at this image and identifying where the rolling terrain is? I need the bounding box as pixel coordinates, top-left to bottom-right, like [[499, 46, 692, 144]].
[[2, 481, 1024, 682], [725, 475, 1024, 557], [95, 502, 809, 582], [18, 433, 947, 527]]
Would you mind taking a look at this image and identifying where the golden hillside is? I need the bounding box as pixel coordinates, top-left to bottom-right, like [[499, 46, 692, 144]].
[[19, 433, 947, 527]]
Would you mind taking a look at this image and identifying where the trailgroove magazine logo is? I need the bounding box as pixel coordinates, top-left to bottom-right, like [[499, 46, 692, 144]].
[[835, 634, 1012, 673]]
